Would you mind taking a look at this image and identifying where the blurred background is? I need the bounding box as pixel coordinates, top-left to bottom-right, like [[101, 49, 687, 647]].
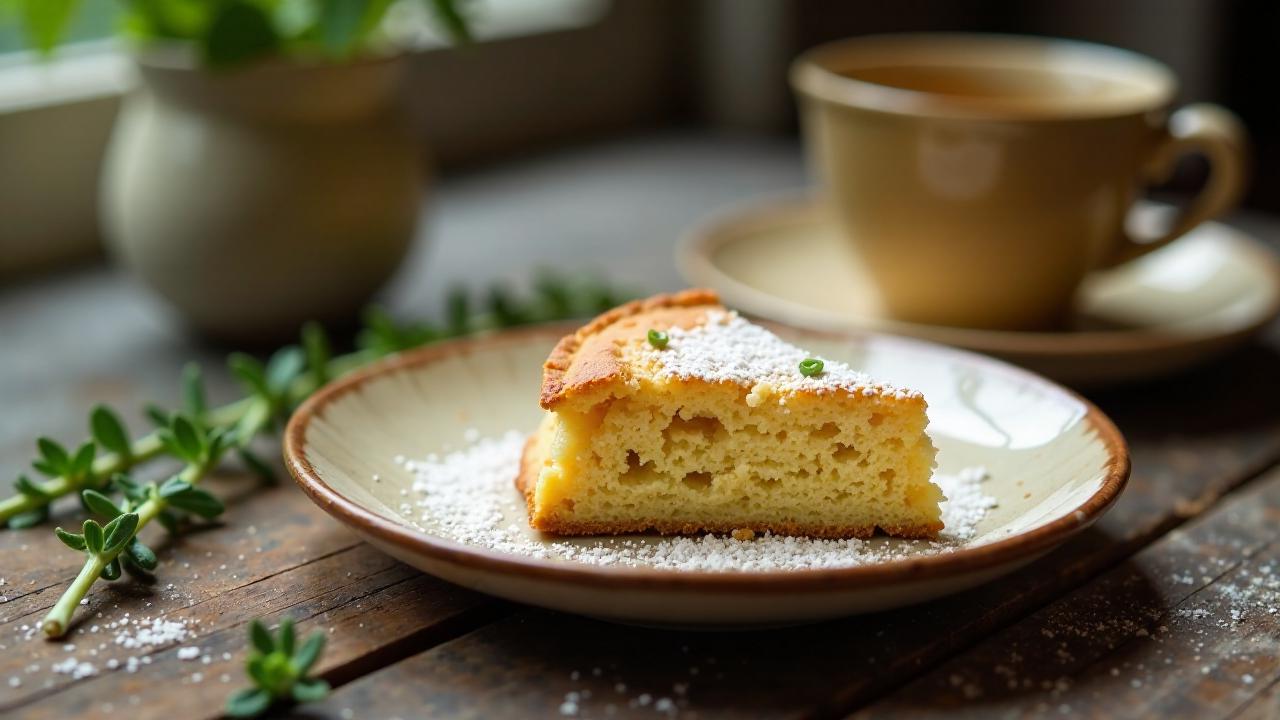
[[0, 0, 1275, 341]]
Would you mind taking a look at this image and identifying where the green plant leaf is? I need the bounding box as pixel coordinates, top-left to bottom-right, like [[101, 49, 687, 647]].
[[165, 486, 224, 519], [120, 552, 156, 581], [69, 442, 96, 479], [21, 0, 82, 54], [171, 415, 205, 459], [229, 353, 271, 399], [445, 286, 470, 335], [90, 405, 131, 457], [182, 363, 207, 420], [99, 557, 122, 580], [14, 475, 50, 500], [202, 0, 280, 69], [291, 677, 330, 702], [82, 519, 103, 554], [112, 473, 148, 504], [292, 631, 326, 674], [317, 0, 364, 56], [36, 437, 70, 475], [144, 403, 171, 428], [265, 346, 305, 397], [125, 537, 159, 570], [277, 617, 295, 656], [249, 619, 274, 654], [54, 527, 87, 551], [226, 687, 273, 718], [82, 489, 122, 519], [158, 476, 191, 498], [102, 512, 139, 553], [7, 507, 48, 529], [301, 322, 331, 388], [424, 0, 472, 44]]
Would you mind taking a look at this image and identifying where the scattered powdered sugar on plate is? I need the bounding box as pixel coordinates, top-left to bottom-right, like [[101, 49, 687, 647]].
[[397, 432, 1000, 572]]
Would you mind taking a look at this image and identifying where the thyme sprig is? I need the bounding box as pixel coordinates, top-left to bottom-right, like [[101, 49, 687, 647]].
[[226, 618, 329, 718], [12, 276, 627, 638]]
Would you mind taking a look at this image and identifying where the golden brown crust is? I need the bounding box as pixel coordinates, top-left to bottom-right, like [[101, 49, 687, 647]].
[[540, 289, 722, 410]]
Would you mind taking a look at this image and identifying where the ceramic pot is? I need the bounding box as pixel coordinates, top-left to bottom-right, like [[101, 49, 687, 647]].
[[101, 52, 424, 342]]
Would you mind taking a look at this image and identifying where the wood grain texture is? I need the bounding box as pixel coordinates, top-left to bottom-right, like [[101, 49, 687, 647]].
[[850, 465, 1280, 719], [0, 474, 501, 719]]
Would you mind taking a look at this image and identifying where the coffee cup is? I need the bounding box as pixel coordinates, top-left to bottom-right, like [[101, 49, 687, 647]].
[[791, 33, 1247, 330]]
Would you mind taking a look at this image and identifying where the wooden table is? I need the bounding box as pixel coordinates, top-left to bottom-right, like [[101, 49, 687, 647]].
[[2, 135, 1279, 719]]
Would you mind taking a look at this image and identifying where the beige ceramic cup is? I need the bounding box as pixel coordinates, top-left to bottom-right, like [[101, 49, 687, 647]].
[[791, 33, 1247, 330]]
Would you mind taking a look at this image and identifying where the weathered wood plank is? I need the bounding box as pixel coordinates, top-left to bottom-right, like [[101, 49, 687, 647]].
[[288, 338, 1280, 720], [0, 473, 503, 718], [849, 466, 1280, 719]]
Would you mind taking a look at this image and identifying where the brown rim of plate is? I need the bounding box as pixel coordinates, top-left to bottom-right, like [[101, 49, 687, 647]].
[[677, 193, 1280, 358], [284, 321, 1131, 594]]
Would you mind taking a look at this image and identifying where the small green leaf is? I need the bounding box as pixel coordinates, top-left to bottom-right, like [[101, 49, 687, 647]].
[[291, 677, 330, 702], [277, 617, 295, 656], [171, 416, 204, 459], [126, 538, 159, 570], [82, 489, 122, 518], [229, 353, 271, 399], [144, 404, 171, 428], [445, 286, 470, 335], [125, 535, 159, 568], [292, 631, 326, 674], [249, 619, 274, 654], [99, 558, 122, 581], [202, 0, 279, 69], [82, 519, 104, 554], [425, 0, 472, 44], [7, 507, 47, 529], [15, 475, 50, 500], [265, 346, 305, 397], [90, 406, 131, 457], [226, 687, 273, 718], [182, 363, 207, 420], [102, 512, 139, 553], [158, 476, 191, 498], [55, 527, 87, 551], [120, 553, 156, 582], [302, 322, 332, 388], [238, 448, 278, 484], [112, 473, 148, 503], [36, 437, 70, 473], [165, 487, 224, 519], [69, 442, 95, 479], [21, 0, 82, 54]]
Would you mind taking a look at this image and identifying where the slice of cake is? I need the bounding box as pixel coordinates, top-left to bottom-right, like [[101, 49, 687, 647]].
[[516, 289, 943, 539]]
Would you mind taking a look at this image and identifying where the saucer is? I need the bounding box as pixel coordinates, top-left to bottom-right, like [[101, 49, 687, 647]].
[[678, 195, 1280, 386]]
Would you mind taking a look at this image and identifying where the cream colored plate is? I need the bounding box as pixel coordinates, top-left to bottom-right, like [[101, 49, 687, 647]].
[[679, 195, 1280, 387], [285, 325, 1128, 628]]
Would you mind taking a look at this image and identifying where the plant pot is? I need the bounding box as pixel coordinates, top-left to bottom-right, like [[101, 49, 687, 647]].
[[101, 51, 424, 343]]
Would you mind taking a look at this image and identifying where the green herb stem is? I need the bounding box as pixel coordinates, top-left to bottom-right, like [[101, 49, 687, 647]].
[[41, 463, 204, 638], [0, 398, 253, 525]]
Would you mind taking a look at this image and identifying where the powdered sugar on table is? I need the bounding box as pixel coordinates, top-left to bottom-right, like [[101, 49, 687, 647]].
[[397, 432, 998, 572]]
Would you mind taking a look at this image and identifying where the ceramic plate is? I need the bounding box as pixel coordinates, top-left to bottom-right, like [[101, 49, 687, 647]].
[[678, 195, 1280, 387], [285, 324, 1129, 628]]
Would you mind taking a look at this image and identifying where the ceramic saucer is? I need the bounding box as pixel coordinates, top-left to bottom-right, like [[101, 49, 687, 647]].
[[678, 195, 1280, 386]]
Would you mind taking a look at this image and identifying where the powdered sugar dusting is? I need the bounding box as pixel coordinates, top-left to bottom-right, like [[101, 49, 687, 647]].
[[638, 311, 918, 400], [398, 432, 998, 572]]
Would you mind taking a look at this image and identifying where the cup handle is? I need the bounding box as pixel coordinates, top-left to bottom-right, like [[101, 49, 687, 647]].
[[1104, 103, 1248, 267]]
